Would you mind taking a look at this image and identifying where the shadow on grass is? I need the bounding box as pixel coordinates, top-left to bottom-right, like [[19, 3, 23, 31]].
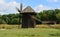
[[49, 33, 60, 36]]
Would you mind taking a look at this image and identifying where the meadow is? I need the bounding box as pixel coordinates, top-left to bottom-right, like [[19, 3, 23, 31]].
[[0, 24, 60, 37]]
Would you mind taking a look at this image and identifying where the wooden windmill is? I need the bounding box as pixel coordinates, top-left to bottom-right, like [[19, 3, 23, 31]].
[[16, 2, 38, 28]]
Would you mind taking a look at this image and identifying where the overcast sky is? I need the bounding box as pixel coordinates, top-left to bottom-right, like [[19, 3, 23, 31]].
[[0, 0, 60, 15]]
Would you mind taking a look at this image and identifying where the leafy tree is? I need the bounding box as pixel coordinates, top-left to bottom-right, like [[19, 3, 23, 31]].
[[56, 13, 60, 22]]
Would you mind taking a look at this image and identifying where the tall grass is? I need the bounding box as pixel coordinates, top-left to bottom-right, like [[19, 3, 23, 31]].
[[0, 24, 21, 29], [0, 24, 60, 29]]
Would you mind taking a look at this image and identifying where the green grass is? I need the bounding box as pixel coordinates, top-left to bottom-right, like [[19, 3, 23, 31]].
[[0, 28, 60, 37]]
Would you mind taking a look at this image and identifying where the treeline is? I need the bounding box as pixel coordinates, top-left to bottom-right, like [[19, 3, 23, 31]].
[[36, 9, 60, 22], [0, 14, 22, 24], [0, 9, 60, 24]]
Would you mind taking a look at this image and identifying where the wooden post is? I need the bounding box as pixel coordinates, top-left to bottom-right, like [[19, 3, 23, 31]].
[[18, 13, 20, 28], [17, 3, 22, 28]]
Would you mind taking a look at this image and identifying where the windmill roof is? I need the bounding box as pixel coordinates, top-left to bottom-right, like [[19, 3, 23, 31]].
[[22, 6, 35, 13]]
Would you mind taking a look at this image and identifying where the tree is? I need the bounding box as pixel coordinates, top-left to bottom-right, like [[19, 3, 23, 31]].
[[47, 10, 56, 21], [56, 13, 60, 22], [0, 19, 6, 24]]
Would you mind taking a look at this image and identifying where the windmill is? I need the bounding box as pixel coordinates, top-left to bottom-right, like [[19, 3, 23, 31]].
[[17, 1, 41, 28]]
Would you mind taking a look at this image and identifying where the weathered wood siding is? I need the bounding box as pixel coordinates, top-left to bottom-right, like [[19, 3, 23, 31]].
[[22, 13, 36, 28]]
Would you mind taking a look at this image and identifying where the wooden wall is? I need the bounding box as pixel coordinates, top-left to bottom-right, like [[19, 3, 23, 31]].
[[21, 13, 36, 28]]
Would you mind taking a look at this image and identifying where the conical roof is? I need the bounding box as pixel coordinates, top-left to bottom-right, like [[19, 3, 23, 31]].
[[22, 6, 35, 13]]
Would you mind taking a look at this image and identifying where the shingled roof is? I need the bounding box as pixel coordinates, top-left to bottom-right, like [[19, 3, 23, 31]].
[[22, 6, 35, 13]]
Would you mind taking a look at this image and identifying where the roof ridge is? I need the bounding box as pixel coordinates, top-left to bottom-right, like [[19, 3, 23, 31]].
[[22, 6, 35, 12]]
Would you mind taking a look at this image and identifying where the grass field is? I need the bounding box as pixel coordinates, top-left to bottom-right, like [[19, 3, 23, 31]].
[[0, 28, 60, 37]]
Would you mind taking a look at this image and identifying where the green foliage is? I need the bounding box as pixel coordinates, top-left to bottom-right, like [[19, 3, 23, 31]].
[[56, 13, 60, 21], [0, 19, 6, 24], [0, 14, 22, 24], [36, 9, 60, 21]]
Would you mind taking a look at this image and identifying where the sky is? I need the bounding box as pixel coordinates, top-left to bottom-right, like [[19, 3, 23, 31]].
[[0, 0, 60, 15]]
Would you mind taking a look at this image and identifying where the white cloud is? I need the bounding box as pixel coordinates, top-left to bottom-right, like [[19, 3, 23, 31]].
[[0, 0, 20, 15], [0, 0, 5, 4], [34, 4, 52, 12], [46, 0, 59, 2]]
